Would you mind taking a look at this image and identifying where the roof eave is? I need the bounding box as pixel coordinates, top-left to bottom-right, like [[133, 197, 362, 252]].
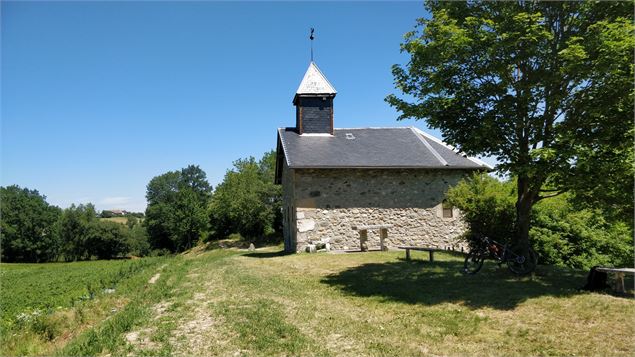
[[274, 129, 293, 184], [293, 92, 337, 105], [410, 127, 495, 170], [287, 165, 487, 170]]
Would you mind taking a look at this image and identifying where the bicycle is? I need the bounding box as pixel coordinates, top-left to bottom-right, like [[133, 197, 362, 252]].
[[463, 235, 537, 275]]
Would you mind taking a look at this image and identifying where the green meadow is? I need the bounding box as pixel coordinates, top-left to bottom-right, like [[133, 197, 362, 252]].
[[1, 247, 633, 356]]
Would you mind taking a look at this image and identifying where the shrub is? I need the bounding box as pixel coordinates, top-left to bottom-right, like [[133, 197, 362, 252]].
[[100, 210, 115, 218], [446, 173, 516, 246], [84, 221, 130, 260], [447, 173, 634, 270], [127, 224, 151, 257], [531, 195, 633, 270]]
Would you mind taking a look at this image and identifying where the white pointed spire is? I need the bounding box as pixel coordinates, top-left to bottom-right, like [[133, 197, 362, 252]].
[[296, 62, 337, 95]]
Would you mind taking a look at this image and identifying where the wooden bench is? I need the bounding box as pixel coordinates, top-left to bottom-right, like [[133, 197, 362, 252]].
[[398, 246, 441, 262], [595, 267, 635, 293], [352, 224, 393, 252], [398, 246, 464, 262]]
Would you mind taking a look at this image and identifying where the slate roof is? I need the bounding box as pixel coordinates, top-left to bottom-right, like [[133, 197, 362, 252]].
[[295, 62, 337, 95], [277, 127, 491, 170]]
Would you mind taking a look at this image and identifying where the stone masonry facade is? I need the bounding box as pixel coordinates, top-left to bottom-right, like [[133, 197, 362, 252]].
[[281, 167, 471, 252]]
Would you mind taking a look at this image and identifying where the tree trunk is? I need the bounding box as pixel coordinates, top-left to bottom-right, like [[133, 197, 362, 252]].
[[514, 175, 534, 256]]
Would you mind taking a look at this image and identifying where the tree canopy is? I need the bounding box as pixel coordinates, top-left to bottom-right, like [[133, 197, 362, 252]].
[[145, 165, 212, 252], [209, 150, 282, 241], [0, 185, 62, 262], [0, 188, 139, 262], [58, 203, 98, 261], [387, 1, 634, 249], [447, 173, 633, 270]]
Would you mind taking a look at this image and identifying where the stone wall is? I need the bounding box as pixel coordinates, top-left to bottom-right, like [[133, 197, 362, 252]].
[[290, 169, 471, 252], [281, 160, 296, 252]]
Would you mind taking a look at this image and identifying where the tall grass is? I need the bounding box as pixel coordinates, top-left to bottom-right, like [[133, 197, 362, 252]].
[[59, 257, 192, 356]]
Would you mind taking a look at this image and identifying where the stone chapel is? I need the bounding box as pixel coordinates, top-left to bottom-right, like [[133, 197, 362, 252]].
[[274, 62, 490, 252]]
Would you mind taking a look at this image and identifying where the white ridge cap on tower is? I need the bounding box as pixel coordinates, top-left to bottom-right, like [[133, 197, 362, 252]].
[[296, 61, 337, 94]]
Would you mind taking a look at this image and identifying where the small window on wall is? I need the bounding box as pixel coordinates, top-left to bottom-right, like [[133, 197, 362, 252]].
[[442, 199, 453, 218]]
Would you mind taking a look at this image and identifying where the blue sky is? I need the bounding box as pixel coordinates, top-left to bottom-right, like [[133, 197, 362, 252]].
[[1, 1, 492, 212]]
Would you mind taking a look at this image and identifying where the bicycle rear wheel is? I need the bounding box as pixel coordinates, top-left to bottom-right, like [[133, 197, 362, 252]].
[[463, 251, 485, 275], [506, 246, 537, 275]]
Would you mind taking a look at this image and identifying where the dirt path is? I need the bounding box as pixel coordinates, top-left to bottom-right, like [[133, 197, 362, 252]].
[[125, 255, 236, 356]]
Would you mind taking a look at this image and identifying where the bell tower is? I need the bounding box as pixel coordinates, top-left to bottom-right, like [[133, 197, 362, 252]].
[[293, 62, 337, 135]]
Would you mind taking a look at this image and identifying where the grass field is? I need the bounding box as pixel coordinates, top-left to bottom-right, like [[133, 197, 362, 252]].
[[0, 257, 167, 355], [1, 259, 155, 325], [100, 217, 132, 224], [1, 246, 634, 356]]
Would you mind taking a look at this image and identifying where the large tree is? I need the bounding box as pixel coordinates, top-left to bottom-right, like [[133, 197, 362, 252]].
[[0, 185, 62, 262], [58, 203, 98, 261], [387, 1, 634, 253], [209, 150, 282, 241], [145, 165, 212, 252]]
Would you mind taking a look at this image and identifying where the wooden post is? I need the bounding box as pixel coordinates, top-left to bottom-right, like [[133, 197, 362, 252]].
[[359, 230, 368, 252], [379, 228, 388, 251], [405, 248, 411, 261], [616, 272, 625, 293], [429, 250, 434, 262]]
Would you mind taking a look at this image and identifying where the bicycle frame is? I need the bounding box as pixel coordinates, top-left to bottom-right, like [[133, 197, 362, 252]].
[[475, 236, 504, 261], [465, 235, 537, 275], [477, 236, 522, 264]]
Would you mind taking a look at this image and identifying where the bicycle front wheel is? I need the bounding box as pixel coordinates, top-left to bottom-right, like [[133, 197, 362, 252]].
[[506, 246, 537, 275], [463, 251, 485, 275]]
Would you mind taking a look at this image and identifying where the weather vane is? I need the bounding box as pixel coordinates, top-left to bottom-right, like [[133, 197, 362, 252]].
[[310, 27, 315, 62]]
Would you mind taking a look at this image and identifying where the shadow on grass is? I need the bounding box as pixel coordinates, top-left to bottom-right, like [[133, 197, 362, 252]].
[[243, 250, 292, 259], [321, 259, 587, 310]]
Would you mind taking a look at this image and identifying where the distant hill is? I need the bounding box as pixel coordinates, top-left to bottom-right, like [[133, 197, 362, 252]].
[[100, 216, 145, 225], [100, 210, 144, 219], [100, 217, 130, 224]]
